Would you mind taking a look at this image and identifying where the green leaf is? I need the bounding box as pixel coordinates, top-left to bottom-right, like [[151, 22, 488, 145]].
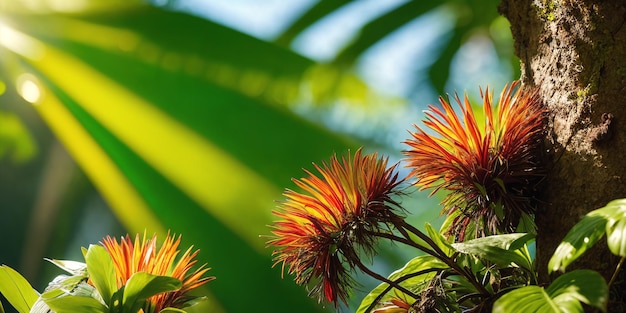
[[356, 255, 448, 313], [454, 233, 533, 250], [425, 222, 454, 256], [122, 272, 181, 313], [159, 308, 186, 313], [45, 258, 87, 276], [598, 199, 626, 257], [40, 280, 104, 313], [549, 199, 626, 273], [509, 233, 537, 251], [44, 295, 108, 313], [493, 286, 560, 313], [0, 265, 39, 313], [3, 6, 352, 311], [493, 270, 607, 313], [85, 244, 118, 307], [547, 270, 607, 312], [606, 217, 626, 256], [548, 215, 607, 273], [452, 233, 534, 270], [2, 2, 427, 312]]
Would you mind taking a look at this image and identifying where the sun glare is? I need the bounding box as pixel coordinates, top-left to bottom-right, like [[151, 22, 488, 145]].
[[0, 24, 45, 60]]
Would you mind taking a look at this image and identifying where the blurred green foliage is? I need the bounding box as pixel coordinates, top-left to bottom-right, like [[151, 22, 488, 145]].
[[0, 0, 514, 312]]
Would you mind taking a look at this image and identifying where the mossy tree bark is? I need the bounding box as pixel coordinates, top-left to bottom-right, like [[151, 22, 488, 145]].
[[500, 0, 626, 308]]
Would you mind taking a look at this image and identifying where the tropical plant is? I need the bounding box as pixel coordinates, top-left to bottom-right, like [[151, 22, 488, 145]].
[[0, 233, 212, 313], [267, 82, 623, 312], [0, 0, 545, 312], [2, 0, 625, 311]]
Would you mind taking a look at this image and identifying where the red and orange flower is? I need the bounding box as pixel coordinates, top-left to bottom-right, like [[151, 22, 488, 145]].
[[404, 81, 545, 240], [268, 149, 404, 305], [101, 232, 213, 312]]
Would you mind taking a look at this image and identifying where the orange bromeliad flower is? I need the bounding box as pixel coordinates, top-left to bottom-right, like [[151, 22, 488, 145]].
[[268, 149, 404, 306], [101, 233, 213, 312], [404, 81, 545, 241]]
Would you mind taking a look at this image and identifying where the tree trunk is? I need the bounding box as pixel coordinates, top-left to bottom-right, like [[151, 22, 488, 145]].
[[500, 0, 626, 308]]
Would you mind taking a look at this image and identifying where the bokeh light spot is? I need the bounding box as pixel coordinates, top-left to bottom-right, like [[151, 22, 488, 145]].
[[17, 74, 43, 104]]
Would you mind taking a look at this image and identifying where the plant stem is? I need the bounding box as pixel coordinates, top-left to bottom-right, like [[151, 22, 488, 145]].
[[364, 268, 443, 313], [608, 256, 625, 288], [353, 259, 420, 300], [397, 220, 491, 296], [397, 220, 448, 258], [370, 231, 439, 257]]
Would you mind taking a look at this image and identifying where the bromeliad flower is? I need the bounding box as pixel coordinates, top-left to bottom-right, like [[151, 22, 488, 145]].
[[267, 149, 404, 306], [404, 81, 545, 241], [101, 232, 214, 312]]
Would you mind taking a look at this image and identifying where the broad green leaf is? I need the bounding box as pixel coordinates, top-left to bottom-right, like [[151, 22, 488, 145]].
[[549, 199, 626, 273], [493, 270, 607, 313], [454, 233, 533, 250], [356, 255, 448, 313], [85, 245, 118, 307], [2, 0, 140, 13], [548, 215, 607, 273], [606, 217, 626, 256], [597, 199, 626, 256], [493, 286, 560, 313], [122, 272, 181, 313], [0, 4, 348, 312], [425, 222, 454, 257], [452, 233, 534, 270], [0, 265, 39, 313], [44, 295, 108, 313], [177, 295, 207, 311], [546, 270, 607, 313], [509, 233, 536, 251], [591, 199, 626, 218]]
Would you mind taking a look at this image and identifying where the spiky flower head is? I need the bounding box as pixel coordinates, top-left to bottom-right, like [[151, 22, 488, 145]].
[[404, 81, 545, 241], [268, 148, 404, 306], [101, 232, 213, 312]]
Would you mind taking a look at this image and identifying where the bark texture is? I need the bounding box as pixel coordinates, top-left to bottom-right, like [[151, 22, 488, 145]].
[[500, 0, 626, 305]]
